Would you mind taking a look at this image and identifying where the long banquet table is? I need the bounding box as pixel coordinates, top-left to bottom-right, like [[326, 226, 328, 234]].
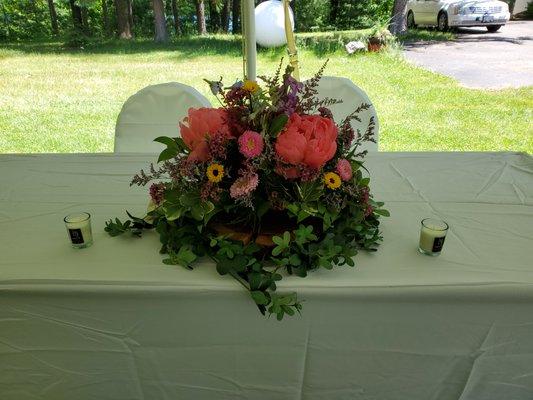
[[1, 151, 533, 400]]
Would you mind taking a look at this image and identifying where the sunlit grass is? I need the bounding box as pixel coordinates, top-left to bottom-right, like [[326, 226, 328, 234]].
[[0, 35, 531, 153]]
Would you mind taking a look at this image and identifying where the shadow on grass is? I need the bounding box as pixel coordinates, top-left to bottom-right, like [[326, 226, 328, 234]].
[[399, 29, 456, 45], [0, 30, 377, 58]]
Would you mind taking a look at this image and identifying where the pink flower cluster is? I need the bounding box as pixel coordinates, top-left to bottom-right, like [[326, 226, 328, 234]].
[[336, 159, 352, 181], [230, 173, 259, 199], [238, 131, 264, 158]]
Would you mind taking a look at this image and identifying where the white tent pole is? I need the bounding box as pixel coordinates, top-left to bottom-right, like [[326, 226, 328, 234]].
[[242, 0, 257, 81]]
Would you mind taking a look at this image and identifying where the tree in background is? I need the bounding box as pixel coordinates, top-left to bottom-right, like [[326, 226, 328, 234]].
[[153, 0, 168, 42], [47, 0, 59, 35], [101, 0, 112, 36], [209, 0, 220, 32], [232, 0, 240, 33], [389, 0, 407, 34], [196, 0, 207, 35], [330, 0, 340, 26], [220, 0, 230, 32], [171, 0, 181, 35], [1, 0, 396, 42], [115, 0, 133, 38], [69, 0, 84, 33]]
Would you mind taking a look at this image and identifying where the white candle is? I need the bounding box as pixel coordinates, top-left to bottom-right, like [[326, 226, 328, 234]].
[[418, 218, 448, 256], [64, 212, 93, 248]]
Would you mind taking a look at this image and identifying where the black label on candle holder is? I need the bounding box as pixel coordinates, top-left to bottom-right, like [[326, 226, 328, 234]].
[[68, 228, 84, 244], [432, 236, 445, 253]]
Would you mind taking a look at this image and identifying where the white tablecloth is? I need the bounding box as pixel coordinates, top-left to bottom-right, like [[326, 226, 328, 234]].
[[1, 152, 532, 400]]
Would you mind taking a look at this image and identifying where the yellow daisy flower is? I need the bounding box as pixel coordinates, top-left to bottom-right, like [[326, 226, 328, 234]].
[[324, 172, 342, 190], [243, 80, 260, 94], [206, 164, 224, 183]]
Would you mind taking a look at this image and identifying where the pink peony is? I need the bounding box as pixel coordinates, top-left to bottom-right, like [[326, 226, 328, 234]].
[[230, 173, 259, 199], [336, 159, 352, 181], [179, 108, 231, 162], [275, 113, 338, 169], [238, 130, 264, 158]]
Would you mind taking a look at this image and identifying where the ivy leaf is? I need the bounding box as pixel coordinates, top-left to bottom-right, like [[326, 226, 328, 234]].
[[374, 209, 390, 217], [295, 225, 318, 245], [190, 204, 205, 221], [249, 272, 263, 290], [155, 136, 188, 163], [104, 218, 131, 237], [289, 254, 301, 266], [216, 255, 248, 275], [154, 136, 179, 149], [163, 245, 197, 269], [180, 193, 199, 207], [251, 291, 269, 305], [268, 114, 289, 136], [157, 147, 178, 163]]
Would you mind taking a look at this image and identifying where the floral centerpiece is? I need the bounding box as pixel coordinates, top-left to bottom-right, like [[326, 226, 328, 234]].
[[106, 62, 388, 320]]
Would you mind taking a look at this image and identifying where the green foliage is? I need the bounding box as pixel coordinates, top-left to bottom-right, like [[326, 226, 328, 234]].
[[527, 1, 533, 18], [1, 0, 395, 42], [332, 0, 393, 30], [0, 0, 53, 40], [104, 212, 153, 237]]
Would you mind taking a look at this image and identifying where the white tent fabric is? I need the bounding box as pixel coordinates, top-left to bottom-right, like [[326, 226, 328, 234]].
[[114, 82, 212, 153], [309, 76, 379, 152]]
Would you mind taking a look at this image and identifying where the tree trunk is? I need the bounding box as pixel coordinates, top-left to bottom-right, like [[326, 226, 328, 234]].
[[115, 0, 133, 39], [330, 0, 340, 25], [209, 0, 220, 32], [171, 0, 181, 35], [389, 0, 408, 35], [127, 0, 134, 33], [196, 0, 207, 35], [220, 0, 230, 32], [47, 0, 59, 35], [81, 6, 89, 32], [102, 0, 109, 36], [153, 0, 168, 42], [69, 0, 83, 31], [291, 0, 296, 29], [231, 0, 240, 33]]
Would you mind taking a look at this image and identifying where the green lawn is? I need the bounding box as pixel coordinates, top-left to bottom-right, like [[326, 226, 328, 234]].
[[0, 34, 531, 153]]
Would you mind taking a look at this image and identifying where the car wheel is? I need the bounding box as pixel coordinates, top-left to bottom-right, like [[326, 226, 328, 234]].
[[487, 25, 502, 33], [407, 11, 416, 29], [438, 11, 449, 31]]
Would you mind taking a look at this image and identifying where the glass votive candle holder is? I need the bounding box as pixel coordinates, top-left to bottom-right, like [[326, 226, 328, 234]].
[[418, 218, 448, 256], [64, 212, 93, 248]]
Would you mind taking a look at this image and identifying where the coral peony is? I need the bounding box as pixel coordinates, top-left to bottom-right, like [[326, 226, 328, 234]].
[[275, 113, 338, 170], [336, 159, 352, 181], [238, 131, 264, 158], [179, 108, 231, 161]]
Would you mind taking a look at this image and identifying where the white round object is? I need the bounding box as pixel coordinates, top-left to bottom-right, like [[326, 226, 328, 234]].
[[255, 0, 294, 48]]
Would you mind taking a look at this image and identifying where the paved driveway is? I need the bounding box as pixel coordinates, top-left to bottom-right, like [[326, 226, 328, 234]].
[[403, 21, 533, 89]]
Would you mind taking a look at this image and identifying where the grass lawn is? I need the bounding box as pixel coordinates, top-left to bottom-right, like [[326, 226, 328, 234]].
[[0, 34, 531, 153]]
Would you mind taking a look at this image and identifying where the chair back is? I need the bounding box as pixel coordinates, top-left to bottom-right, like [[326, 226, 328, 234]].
[[309, 76, 379, 152], [115, 82, 211, 153]]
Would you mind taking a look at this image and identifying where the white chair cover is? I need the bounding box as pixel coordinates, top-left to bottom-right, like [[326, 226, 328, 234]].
[[114, 82, 212, 153], [309, 76, 379, 152]]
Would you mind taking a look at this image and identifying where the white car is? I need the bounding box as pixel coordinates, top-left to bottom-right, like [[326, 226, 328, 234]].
[[407, 0, 510, 32]]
